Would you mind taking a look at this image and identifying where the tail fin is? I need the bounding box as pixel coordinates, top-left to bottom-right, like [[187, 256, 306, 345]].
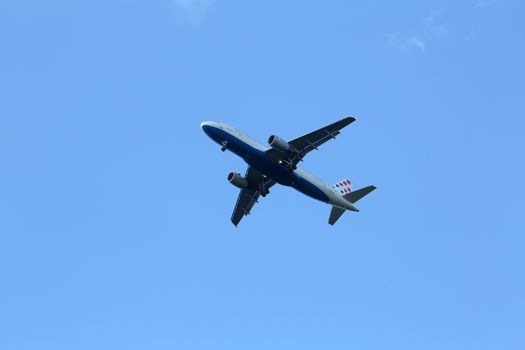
[[332, 179, 352, 195], [328, 185, 376, 225]]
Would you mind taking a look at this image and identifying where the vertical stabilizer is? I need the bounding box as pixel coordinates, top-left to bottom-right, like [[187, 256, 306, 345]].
[[332, 179, 352, 195]]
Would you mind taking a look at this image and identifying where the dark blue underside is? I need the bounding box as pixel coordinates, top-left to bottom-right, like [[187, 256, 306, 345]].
[[203, 125, 330, 203]]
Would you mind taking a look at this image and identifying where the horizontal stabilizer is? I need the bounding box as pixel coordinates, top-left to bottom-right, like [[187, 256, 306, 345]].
[[329, 185, 376, 225], [343, 185, 376, 203], [329, 206, 346, 225]]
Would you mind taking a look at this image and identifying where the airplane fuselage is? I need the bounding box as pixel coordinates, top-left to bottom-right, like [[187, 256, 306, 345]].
[[201, 121, 357, 211]]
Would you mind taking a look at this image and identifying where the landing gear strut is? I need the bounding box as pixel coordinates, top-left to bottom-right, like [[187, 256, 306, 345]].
[[260, 179, 270, 197], [220, 141, 228, 152]]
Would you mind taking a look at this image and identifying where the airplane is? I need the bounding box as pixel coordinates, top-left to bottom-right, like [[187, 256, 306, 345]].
[[201, 117, 376, 226]]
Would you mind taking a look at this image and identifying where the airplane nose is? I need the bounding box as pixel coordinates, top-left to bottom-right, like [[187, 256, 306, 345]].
[[201, 121, 214, 136]]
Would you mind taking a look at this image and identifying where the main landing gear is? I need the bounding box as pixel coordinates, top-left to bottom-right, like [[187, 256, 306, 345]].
[[260, 178, 270, 197]]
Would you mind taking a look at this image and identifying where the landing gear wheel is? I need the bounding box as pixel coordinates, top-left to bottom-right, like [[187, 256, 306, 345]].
[[260, 180, 270, 197]]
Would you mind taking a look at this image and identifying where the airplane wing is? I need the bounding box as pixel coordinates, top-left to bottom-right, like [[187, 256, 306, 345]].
[[266, 117, 356, 167], [231, 166, 276, 226]]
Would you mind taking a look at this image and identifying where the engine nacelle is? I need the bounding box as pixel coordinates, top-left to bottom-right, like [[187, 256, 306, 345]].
[[268, 135, 290, 152], [227, 172, 248, 189]]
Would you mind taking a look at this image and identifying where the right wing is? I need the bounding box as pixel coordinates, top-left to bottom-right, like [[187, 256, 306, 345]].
[[231, 167, 276, 226], [266, 117, 356, 167]]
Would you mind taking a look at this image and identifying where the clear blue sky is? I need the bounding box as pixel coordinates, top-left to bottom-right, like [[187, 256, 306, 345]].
[[1, 1, 524, 349]]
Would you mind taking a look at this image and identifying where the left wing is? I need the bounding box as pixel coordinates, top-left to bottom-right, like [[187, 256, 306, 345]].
[[231, 167, 276, 226], [266, 117, 356, 167]]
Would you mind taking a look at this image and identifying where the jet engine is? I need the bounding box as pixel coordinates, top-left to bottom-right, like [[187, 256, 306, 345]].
[[227, 172, 248, 189], [268, 135, 290, 152]]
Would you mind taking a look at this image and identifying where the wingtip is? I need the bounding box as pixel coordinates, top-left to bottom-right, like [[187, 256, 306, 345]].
[[340, 116, 356, 126]]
